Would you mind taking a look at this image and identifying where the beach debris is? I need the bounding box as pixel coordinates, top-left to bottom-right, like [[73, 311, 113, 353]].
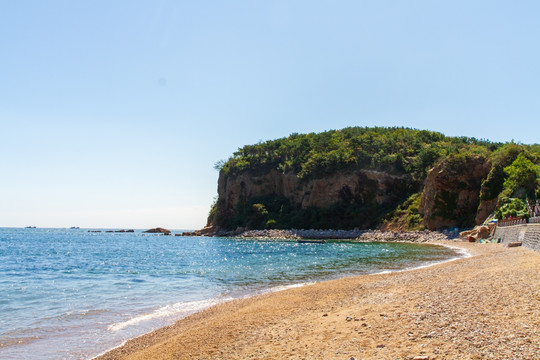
[[413, 356, 430, 360], [506, 242, 522, 248], [346, 316, 353, 321], [376, 344, 385, 348], [322, 313, 328, 317]]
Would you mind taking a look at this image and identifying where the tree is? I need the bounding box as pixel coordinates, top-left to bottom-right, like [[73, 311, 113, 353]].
[[502, 153, 539, 198]]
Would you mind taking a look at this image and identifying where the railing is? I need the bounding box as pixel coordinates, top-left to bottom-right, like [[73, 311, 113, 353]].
[[498, 218, 527, 227], [526, 199, 539, 218], [529, 217, 540, 224]]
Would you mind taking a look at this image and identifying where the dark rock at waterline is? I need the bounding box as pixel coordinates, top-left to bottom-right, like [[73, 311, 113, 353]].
[[143, 228, 171, 235]]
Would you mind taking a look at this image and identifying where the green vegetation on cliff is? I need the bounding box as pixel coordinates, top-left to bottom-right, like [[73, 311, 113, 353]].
[[495, 198, 530, 221], [212, 127, 540, 231], [217, 127, 495, 182]]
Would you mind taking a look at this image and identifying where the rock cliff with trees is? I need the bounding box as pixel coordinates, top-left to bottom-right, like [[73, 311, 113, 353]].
[[205, 127, 540, 233]]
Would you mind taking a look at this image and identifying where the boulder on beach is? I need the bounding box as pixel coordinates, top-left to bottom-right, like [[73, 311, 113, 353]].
[[143, 228, 171, 235], [459, 224, 492, 242]]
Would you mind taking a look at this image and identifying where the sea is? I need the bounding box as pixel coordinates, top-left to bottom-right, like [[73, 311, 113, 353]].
[[0, 227, 462, 360]]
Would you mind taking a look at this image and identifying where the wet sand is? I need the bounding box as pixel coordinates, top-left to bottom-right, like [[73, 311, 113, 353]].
[[97, 243, 540, 360]]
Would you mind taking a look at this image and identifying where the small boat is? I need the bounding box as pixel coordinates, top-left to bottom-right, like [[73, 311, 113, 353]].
[[297, 239, 325, 244]]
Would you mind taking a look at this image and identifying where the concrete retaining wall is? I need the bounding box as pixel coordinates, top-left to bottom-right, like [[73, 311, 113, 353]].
[[493, 223, 540, 252]]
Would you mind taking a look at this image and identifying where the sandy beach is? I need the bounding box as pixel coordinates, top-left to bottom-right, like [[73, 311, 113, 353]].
[[97, 243, 539, 360]]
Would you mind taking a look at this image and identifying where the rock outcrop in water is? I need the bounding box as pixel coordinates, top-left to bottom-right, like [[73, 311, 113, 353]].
[[143, 228, 171, 235]]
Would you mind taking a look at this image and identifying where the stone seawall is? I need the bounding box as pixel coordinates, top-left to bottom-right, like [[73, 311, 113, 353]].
[[493, 224, 540, 252]]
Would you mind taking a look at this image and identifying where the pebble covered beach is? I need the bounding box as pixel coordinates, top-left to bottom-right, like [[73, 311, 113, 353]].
[[98, 242, 539, 360]]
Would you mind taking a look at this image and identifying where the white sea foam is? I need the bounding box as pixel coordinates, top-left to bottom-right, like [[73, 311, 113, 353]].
[[265, 282, 317, 294], [371, 242, 471, 275], [107, 297, 233, 332], [441, 243, 472, 258]]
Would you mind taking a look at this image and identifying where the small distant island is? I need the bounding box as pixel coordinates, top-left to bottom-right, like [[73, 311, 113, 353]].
[[200, 127, 539, 235]]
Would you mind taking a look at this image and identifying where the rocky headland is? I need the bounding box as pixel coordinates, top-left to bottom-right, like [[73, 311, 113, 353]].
[[203, 127, 539, 235]]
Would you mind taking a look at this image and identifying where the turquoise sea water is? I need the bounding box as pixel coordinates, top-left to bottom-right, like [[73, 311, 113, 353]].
[[0, 228, 461, 359]]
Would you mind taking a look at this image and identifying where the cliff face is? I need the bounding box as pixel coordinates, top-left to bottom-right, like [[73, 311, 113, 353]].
[[419, 155, 491, 229], [213, 169, 413, 230], [217, 169, 410, 211], [212, 154, 496, 231]]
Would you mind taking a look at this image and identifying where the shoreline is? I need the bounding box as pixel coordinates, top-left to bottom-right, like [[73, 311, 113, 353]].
[[95, 242, 540, 360], [188, 228, 463, 241], [93, 240, 464, 359], [367, 241, 472, 276]]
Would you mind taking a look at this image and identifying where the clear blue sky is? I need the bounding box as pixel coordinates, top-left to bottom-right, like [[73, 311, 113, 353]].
[[1, 1, 539, 229]]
